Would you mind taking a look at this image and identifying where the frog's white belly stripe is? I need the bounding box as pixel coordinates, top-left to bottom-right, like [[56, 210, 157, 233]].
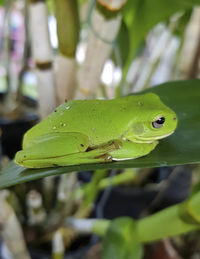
[[112, 157, 138, 161]]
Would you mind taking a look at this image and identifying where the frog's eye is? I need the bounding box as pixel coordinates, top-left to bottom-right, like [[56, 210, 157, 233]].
[[152, 116, 165, 129]]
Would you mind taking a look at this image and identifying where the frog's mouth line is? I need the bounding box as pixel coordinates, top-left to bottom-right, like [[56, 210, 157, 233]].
[[133, 130, 175, 143]]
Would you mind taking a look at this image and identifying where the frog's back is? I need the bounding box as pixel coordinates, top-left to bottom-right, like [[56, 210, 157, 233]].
[[23, 95, 154, 146]]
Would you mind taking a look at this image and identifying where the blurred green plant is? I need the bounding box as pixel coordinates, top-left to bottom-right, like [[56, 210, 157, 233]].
[[121, 0, 200, 77], [0, 0, 199, 258], [90, 188, 200, 259]]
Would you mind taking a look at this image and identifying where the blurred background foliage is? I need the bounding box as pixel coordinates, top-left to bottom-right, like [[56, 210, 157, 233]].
[[0, 0, 199, 258]]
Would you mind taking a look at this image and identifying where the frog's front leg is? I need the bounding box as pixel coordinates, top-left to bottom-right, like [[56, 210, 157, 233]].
[[109, 139, 158, 161], [15, 132, 121, 168]]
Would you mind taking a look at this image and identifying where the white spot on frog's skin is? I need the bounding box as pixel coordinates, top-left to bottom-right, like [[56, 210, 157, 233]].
[[92, 128, 95, 131], [138, 101, 143, 106], [65, 106, 70, 110], [52, 126, 57, 130]]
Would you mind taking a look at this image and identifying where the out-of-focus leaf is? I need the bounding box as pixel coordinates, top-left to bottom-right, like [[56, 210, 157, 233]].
[[102, 217, 143, 259], [78, 0, 88, 6], [173, 10, 192, 38], [114, 20, 130, 67], [0, 79, 200, 189], [46, 0, 55, 15], [122, 0, 200, 76], [0, 0, 4, 6], [55, 0, 80, 57]]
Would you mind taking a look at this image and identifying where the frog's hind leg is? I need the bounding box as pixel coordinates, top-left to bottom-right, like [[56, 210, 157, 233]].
[[21, 140, 120, 168], [24, 148, 112, 168], [15, 133, 121, 168], [15, 132, 89, 168]]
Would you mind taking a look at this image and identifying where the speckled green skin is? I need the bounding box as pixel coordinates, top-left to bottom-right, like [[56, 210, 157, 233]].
[[15, 93, 177, 168]]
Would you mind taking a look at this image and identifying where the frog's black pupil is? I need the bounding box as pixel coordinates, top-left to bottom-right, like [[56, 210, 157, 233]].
[[156, 117, 165, 124]]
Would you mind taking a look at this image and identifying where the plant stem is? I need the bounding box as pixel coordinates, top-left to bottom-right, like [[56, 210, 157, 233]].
[[91, 192, 200, 241], [74, 169, 136, 202], [29, 0, 56, 118], [2, 0, 12, 94], [75, 169, 108, 218], [137, 204, 197, 242], [98, 169, 136, 190], [55, 0, 80, 104], [55, 0, 80, 57], [52, 230, 64, 259], [0, 192, 30, 259], [76, 4, 121, 99], [92, 219, 110, 236]]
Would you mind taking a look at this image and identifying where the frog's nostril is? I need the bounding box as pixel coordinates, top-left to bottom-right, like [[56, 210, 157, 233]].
[[173, 117, 177, 120]]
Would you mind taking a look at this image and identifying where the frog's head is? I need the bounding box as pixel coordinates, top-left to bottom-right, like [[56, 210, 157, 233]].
[[123, 93, 178, 143]]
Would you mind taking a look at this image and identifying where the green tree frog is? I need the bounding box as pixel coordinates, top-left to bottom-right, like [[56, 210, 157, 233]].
[[15, 93, 177, 168]]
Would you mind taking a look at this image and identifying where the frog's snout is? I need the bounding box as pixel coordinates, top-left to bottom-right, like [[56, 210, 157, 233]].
[[172, 114, 178, 130]]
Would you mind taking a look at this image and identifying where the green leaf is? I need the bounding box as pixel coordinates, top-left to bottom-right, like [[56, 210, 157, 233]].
[[0, 79, 200, 189], [0, 0, 4, 6], [173, 10, 192, 38], [46, 0, 55, 15], [114, 20, 130, 67], [102, 217, 143, 259], [122, 0, 200, 76], [78, 0, 88, 6], [55, 0, 80, 57]]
